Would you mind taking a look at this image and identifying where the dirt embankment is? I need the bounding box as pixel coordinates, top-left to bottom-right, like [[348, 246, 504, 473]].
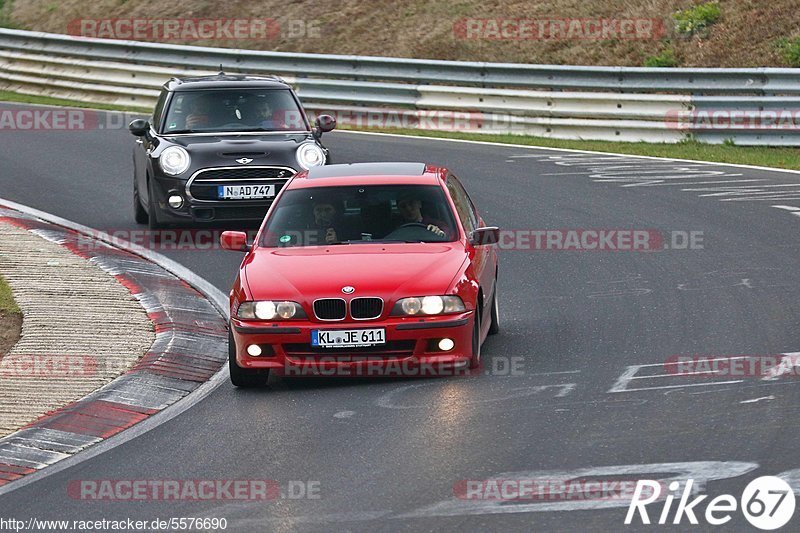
[[3, 0, 798, 67]]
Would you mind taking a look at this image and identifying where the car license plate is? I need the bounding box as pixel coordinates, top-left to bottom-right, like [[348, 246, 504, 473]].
[[311, 328, 386, 348], [218, 184, 275, 200]]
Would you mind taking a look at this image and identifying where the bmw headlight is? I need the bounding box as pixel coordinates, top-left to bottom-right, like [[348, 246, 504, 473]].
[[296, 143, 326, 170], [159, 146, 191, 176], [391, 296, 466, 316], [236, 301, 306, 320]]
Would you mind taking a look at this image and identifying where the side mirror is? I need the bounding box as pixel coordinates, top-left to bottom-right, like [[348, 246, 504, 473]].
[[128, 119, 150, 137], [314, 114, 337, 135], [470, 227, 500, 246], [220, 231, 251, 252]]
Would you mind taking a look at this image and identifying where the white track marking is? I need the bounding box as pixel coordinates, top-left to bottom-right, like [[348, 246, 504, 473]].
[[608, 364, 742, 394], [397, 461, 758, 518], [778, 469, 800, 496], [740, 396, 775, 404], [526, 370, 581, 376]]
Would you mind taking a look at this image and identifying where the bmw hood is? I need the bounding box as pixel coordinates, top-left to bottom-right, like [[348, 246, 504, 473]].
[[243, 243, 469, 304]]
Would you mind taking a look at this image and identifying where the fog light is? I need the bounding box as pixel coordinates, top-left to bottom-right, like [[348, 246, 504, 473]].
[[247, 344, 262, 357], [438, 338, 455, 351], [168, 195, 184, 209]]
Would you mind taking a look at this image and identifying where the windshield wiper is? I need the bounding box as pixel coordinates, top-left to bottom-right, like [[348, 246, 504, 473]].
[[336, 239, 427, 244]]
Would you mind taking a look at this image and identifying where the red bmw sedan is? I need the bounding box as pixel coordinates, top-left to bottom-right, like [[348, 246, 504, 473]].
[[221, 162, 499, 387]]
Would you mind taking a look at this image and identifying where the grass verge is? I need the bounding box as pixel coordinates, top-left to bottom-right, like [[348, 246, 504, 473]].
[[0, 274, 22, 356], [0, 90, 150, 113], [0, 275, 19, 316], [1, 90, 798, 171]]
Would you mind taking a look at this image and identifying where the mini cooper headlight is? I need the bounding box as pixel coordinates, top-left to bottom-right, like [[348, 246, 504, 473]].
[[392, 296, 466, 316], [159, 146, 191, 176], [296, 143, 326, 170], [236, 301, 306, 320]]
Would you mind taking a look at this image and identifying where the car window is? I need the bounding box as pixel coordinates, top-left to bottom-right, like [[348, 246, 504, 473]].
[[446, 175, 478, 234], [260, 185, 458, 247], [152, 89, 169, 131], [162, 88, 307, 134]]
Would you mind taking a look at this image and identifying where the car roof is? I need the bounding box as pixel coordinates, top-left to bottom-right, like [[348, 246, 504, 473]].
[[289, 163, 447, 188], [164, 74, 291, 92]]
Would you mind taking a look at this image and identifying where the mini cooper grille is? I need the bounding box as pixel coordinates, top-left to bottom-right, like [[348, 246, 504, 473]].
[[189, 167, 295, 201], [314, 299, 347, 320], [350, 298, 383, 319], [196, 167, 295, 181], [190, 181, 287, 201]]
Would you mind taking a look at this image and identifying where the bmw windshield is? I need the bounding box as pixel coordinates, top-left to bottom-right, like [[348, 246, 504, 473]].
[[162, 89, 308, 134], [260, 185, 459, 247]]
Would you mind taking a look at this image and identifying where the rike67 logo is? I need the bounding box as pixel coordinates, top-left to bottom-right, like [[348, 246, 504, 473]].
[[626, 476, 795, 529]]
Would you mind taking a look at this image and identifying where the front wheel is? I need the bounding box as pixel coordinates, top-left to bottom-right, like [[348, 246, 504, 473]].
[[146, 178, 164, 230], [134, 181, 148, 224], [469, 313, 481, 369], [488, 283, 500, 335], [228, 330, 269, 388]]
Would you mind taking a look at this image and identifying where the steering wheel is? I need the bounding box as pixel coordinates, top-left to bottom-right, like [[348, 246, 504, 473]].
[[397, 222, 428, 229]]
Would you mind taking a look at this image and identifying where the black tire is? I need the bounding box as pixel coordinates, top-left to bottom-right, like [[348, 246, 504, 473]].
[[228, 330, 269, 388], [469, 312, 481, 369], [488, 282, 500, 335], [146, 178, 163, 230], [134, 180, 148, 224]]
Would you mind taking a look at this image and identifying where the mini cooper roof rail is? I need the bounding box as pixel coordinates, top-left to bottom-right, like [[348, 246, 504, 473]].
[[165, 74, 288, 89]]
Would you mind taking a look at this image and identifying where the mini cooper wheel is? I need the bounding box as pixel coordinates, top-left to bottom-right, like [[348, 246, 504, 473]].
[[134, 181, 148, 224], [469, 312, 481, 369], [146, 178, 163, 231], [228, 331, 270, 388]]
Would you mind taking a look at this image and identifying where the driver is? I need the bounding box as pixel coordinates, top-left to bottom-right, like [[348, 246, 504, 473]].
[[246, 98, 277, 129], [310, 197, 353, 245], [184, 95, 214, 129], [396, 191, 447, 237]]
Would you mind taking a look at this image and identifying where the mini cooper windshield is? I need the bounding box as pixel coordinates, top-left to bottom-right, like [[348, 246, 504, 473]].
[[260, 185, 459, 247], [162, 88, 307, 134]]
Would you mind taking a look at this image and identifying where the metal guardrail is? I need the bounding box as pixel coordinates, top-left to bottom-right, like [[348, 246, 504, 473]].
[[1, 28, 799, 144]]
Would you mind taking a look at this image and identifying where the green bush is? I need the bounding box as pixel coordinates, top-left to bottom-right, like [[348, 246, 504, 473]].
[[674, 2, 721, 37], [0, 0, 12, 29], [776, 37, 800, 67], [644, 48, 680, 67]]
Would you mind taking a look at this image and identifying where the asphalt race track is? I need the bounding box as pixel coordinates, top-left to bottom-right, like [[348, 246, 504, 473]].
[[2, 106, 800, 531]]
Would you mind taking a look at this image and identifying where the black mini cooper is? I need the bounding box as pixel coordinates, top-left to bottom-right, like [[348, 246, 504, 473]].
[[129, 74, 336, 228]]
